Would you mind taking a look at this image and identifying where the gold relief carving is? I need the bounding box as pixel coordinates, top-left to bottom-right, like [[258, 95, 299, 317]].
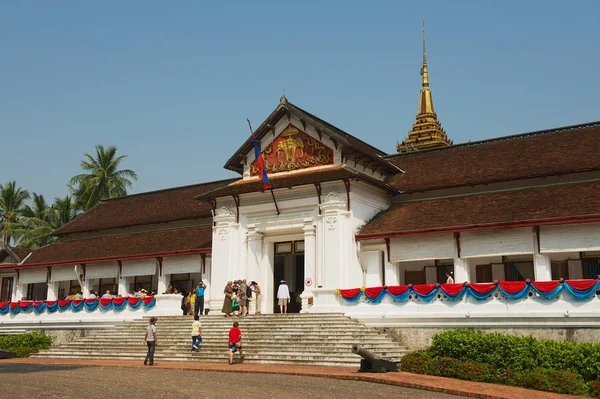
[[250, 125, 333, 175]]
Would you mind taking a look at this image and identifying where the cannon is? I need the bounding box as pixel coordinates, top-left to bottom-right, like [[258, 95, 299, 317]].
[[352, 344, 398, 373], [0, 350, 16, 359]]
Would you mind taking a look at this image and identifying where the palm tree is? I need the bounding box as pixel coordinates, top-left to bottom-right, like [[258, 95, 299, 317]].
[[69, 145, 138, 210], [6, 195, 79, 249], [0, 181, 30, 244]]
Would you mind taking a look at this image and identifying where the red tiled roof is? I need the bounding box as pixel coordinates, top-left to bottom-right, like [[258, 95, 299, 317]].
[[53, 179, 236, 236], [358, 181, 600, 238], [386, 122, 600, 193], [195, 166, 399, 200], [21, 225, 212, 267]]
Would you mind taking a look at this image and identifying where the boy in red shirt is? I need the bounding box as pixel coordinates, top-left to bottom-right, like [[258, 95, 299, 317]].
[[228, 321, 244, 365]]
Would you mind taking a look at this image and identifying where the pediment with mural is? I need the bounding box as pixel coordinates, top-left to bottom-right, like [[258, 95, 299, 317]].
[[250, 124, 334, 176]]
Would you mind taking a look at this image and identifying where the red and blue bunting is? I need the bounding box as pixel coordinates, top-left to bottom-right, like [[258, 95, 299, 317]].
[[0, 296, 156, 315], [335, 279, 600, 303]]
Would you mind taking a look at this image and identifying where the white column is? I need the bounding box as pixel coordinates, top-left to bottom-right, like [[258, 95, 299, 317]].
[[300, 218, 316, 312], [118, 276, 129, 296], [247, 225, 263, 314], [454, 258, 471, 283], [319, 192, 351, 289], [533, 228, 552, 281], [13, 282, 24, 302], [384, 258, 399, 286], [47, 281, 59, 301], [210, 206, 237, 312], [156, 257, 168, 294]]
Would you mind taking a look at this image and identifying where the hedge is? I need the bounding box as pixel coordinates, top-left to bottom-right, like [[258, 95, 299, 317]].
[[401, 352, 588, 396], [428, 328, 600, 382], [0, 332, 52, 358]]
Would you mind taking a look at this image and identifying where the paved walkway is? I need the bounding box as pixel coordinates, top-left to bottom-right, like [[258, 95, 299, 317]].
[[2, 358, 586, 399]]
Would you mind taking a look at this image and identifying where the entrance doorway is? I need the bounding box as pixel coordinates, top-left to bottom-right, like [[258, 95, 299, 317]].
[[273, 240, 304, 313]]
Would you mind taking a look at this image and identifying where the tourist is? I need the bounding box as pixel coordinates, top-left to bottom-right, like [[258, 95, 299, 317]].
[[232, 291, 240, 316], [163, 285, 173, 294], [203, 280, 210, 315], [189, 289, 195, 315], [191, 315, 202, 352], [101, 290, 112, 299], [173, 288, 180, 295], [143, 317, 158, 366], [135, 288, 142, 297], [227, 321, 244, 365], [128, 290, 136, 298], [277, 280, 290, 314], [73, 291, 83, 300], [251, 281, 262, 314], [238, 279, 248, 317], [194, 280, 206, 317], [88, 291, 97, 299], [182, 291, 190, 316], [446, 272, 454, 284], [222, 281, 233, 318]]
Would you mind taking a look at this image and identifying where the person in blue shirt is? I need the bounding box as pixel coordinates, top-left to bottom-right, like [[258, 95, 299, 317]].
[[194, 280, 207, 317]]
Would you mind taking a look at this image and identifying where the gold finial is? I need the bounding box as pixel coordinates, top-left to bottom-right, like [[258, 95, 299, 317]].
[[421, 19, 429, 87]]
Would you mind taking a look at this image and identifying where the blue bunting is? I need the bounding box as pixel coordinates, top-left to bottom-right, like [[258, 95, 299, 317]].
[[563, 280, 600, 300]]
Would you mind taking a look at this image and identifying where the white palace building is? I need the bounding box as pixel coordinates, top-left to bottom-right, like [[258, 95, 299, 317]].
[[2, 37, 600, 331]]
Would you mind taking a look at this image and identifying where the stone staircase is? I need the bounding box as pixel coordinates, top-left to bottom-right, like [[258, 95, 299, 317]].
[[32, 313, 408, 367]]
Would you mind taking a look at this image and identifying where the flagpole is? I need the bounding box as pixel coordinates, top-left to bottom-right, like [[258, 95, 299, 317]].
[[247, 118, 275, 190]]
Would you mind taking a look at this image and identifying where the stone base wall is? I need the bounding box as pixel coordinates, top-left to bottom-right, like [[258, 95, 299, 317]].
[[380, 327, 600, 351], [41, 329, 94, 346]]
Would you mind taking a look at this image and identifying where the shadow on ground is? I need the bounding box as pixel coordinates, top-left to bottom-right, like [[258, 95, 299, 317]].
[[0, 363, 78, 374]]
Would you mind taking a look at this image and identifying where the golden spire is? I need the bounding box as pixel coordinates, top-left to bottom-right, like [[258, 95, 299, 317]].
[[397, 21, 453, 153], [421, 19, 429, 87]]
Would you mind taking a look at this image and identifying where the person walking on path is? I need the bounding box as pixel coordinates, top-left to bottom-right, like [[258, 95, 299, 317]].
[[251, 281, 262, 314], [143, 317, 158, 366], [222, 281, 233, 318], [227, 321, 244, 365], [277, 280, 290, 314], [194, 280, 207, 317], [191, 315, 202, 352]]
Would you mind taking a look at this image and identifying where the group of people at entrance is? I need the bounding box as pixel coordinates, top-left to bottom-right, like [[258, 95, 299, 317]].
[[180, 281, 210, 317], [221, 279, 261, 317], [143, 317, 244, 366]]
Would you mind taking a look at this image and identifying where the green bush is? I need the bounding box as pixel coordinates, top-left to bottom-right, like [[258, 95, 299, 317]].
[[428, 329, 600, 382], [591, 378, 600, 398], [399, 350, 433, 374], [0, 332, 52, 357], [433, 357, 499, 383], [511, 367, 587, 396]]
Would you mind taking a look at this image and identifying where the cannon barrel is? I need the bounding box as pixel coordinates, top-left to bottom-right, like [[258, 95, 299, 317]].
[[352, 344, 376, 361]]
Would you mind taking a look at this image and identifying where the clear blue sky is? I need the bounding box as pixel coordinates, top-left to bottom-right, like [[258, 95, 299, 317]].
[[2, 1, 599, 201]]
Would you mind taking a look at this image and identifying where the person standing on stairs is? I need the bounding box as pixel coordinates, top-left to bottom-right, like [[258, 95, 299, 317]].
[[191, 315, 202, 352], [251, 281, 262, 314], [238, 279, 248, 317], [277, 280, 290, 314], [143, 317, 158, 366], [194, 280, 206, 317]]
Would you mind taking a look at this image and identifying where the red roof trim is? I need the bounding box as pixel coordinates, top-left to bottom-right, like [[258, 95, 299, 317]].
[[15, 248, 212, 270], [355, 214, 600, 241]]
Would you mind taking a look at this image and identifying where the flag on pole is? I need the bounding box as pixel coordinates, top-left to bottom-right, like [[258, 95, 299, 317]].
[[247, 119, 272, 190]]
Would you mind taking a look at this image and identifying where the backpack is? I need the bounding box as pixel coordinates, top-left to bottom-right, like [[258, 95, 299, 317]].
[[246, 285, 252, 298]]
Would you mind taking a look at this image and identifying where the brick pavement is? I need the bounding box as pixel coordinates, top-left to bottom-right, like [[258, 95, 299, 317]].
[[2, 358, 586, 399]]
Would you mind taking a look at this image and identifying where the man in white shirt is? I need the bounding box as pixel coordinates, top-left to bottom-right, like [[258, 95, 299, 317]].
[[101, 290, 112, 299], [203, 280, 211, 315], [276, 280, 290, 314]]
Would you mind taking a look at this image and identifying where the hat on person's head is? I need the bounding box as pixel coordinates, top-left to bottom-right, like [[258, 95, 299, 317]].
[[280, 279, 286, 283]]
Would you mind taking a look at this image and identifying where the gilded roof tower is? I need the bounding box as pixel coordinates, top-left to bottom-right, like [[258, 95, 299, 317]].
[[397, 21, 453, 153]]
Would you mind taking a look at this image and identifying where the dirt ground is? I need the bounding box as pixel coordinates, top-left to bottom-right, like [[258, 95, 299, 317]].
[[0, 363, 461, 399]]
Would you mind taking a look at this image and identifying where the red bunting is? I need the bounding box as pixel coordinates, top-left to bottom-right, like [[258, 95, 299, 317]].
[[566, 279, 598, 291], [112, 297, 127, 306], [412, 284, 437, 295], [33, 301, 44, 307], [19, 301, 33, 308], [468, 283, 496, 295], [142, 296, 156, 305], [531, 281, 560, 293], [128, 297, 141, 305], [338, 288, 362, 299], [46, 300, 57, 306], [84, 299, 97, 305], [440, 283, 464, 296], [0, 302, 8, 308], [364, 287, 384, 298], [57, 300, 70, 307], [99, 298, 112, 307], [71, 300, 83, 306], [9, 302, 20, 310], [386, 286, 409, 296], [498, 281, 527, 294]]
